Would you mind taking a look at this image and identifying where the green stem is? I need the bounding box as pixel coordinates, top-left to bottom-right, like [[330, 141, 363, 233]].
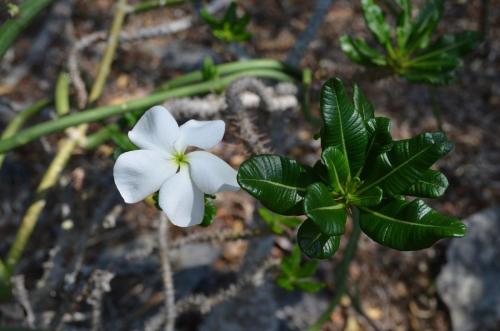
[[0, 69, 297, 153], [158, 59, 302, 91], [308, 208, 361, 331], [0, 98, 51, 169], [55, 72, 70, 116], [131, 0, 186, 14], [88, 0, 128, 103], [0, 0, 56, 60]]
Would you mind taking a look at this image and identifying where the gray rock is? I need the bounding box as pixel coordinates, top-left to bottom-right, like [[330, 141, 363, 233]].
[[437, 207, 500, 331]]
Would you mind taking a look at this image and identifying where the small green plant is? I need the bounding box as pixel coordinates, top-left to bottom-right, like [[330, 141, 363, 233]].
[[201, 2, 251, 42], [258, 208, 301, 235], [341, 0, 481, 84], [277, 246, 324, 292], [238, 77, 466, 259]]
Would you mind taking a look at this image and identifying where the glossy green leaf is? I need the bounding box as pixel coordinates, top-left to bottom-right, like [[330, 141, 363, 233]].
[[359, 199, 466, 250], [353, 84, 375, 121], [320, 78, 368, 176], [298, 219, 341, 259], [361, 0, 391, 45], [237, 155, 315, 215], [406, 169, 448, 198], [304, 182, 347, 236], [361, 132, 452, 197], [349, 186, 382, 207], [406, 0, 444, 51], [321, 146, 349, 194], [360, 117, 393, 177]]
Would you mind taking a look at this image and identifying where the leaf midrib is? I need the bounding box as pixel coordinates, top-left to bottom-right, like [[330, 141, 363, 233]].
[[331, 85, 351, 176], [241, 178, 306, 191], [309, 204, 345, 212], [360, 207, 457, 230], [358, 143, 434, 194]]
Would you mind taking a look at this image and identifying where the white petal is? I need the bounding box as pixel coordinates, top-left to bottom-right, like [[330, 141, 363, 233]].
[[128, 106, 179, 153], [174, 119, 225, 152], [114, 150, 177, 203], [159, 167, 205, 227], [188, 151, 240, 194]]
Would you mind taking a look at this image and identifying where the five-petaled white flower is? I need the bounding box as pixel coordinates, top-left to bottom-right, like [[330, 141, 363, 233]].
[[113, 106, 239, 227]]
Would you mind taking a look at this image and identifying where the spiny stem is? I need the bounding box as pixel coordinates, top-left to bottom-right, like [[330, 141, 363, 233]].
[[158, 213, 176, 331], [0, 98, 51, 170], [308, 207, 362, 331], [88, 0, 128, 103]]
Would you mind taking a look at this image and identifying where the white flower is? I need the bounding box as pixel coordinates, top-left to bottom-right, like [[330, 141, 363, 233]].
[[113, 106, 239, 227]]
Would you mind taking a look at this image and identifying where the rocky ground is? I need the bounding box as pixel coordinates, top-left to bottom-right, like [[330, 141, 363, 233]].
[[0, 0, 499, 330]]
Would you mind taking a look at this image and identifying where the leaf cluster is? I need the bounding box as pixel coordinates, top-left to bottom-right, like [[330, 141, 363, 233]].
[[341, 0, 482, 84], [237, 77, 466, 259], [277, 246, 324, 292], [201, 2, 252, 43]]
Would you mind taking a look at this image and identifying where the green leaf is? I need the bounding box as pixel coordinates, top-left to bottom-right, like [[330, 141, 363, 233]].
[[359, 199, 466, 250], [201, 2, 252, 42], [396, 0, 412, 48], [361, 0, 391, 45], [295, 279, 325, 292], [411, 31, 482, 64], [361, 117, 393, 176], [281, 245, 302, 275], [321, 146, 349, 194], [405, 169, 448, 198], [237, 155, 315, 215], [320, 78, 368, 176], [401, 69, 455, 85], [340, 35, 387, 66], [353, 84, 375, 121], [276, 276, 295, 291], [361, 132, 452, 197], [304, 182, 347, 236], [406, 0, 444, 51], [297, 260, 320, 278], [297, 219, 341, 259], [349, 186, 382, 207]]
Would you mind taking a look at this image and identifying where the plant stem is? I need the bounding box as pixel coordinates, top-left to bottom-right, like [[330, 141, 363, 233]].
[[158, 213, 176, 331], [88, 0, 128, 103], [0, 0, 56, 60], [131, 0, 185, 14], [0, 69, 297, 153], [55, 72, 70, 116], [158, 59, 301, 91], [0, 0, 128, 296], [5, 126, 86, 275], [0, 98, 51, 170], [308, 208, 362, 331]]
